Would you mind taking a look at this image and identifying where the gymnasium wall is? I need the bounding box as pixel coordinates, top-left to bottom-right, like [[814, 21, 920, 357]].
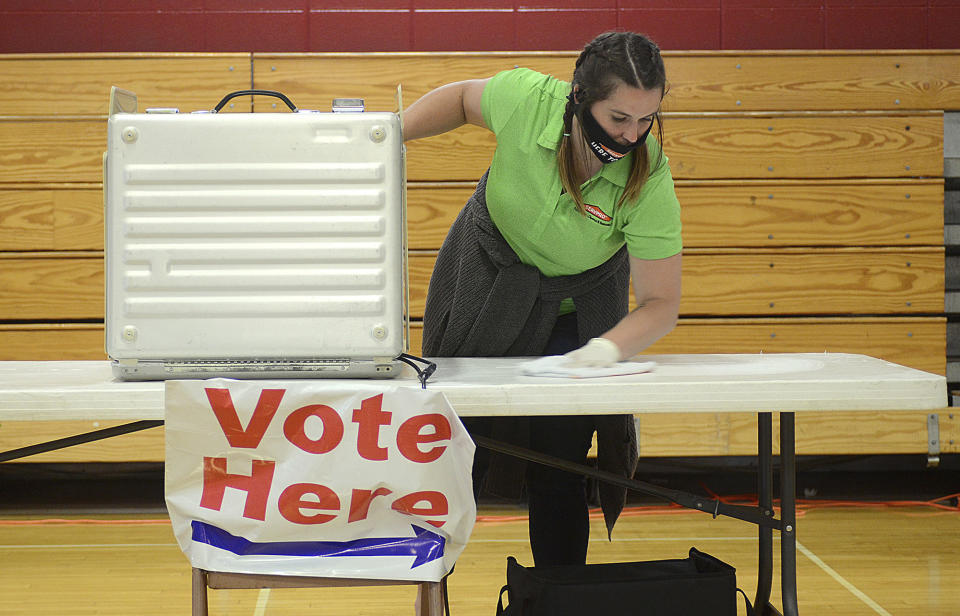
[[1, 0, 958, 55]]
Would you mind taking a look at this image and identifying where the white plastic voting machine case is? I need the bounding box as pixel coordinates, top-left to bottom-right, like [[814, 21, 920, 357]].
[[104, 88, 407, 380]]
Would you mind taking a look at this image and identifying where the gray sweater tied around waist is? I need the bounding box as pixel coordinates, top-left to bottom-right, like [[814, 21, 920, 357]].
[[422, 171, 639, 537]]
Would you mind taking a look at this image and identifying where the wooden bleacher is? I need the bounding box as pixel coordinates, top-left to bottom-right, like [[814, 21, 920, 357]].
[[1, 50, 957, 461]]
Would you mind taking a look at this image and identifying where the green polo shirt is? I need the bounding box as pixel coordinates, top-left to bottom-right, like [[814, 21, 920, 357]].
[[480, 67, 682, 278]]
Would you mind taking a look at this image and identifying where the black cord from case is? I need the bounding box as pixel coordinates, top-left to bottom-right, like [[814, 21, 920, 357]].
[[396, 353, 437, 388]]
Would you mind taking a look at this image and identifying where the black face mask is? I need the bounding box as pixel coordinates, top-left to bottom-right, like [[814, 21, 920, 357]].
[[572, 92, 653, 164]]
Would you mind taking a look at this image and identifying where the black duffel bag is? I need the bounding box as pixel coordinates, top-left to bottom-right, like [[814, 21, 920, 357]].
[[496, 547, 750, 616]]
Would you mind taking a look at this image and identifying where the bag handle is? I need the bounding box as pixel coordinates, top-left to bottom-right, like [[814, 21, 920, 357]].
[[212, 89, 298, 113], [737, 588, 756, 616], [496, 584, 510, 615]]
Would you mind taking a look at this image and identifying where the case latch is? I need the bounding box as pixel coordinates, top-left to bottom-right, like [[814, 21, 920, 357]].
[[332, 98, 365, 113]]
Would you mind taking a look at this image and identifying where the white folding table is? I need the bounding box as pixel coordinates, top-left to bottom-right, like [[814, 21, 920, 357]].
[[0, 353, 947, 616]]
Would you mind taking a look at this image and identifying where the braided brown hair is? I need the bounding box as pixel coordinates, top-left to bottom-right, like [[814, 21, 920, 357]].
[[558, 31, 667, 215]]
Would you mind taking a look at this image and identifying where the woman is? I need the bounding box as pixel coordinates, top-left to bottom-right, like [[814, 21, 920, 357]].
[[403, 31, 682, 566]]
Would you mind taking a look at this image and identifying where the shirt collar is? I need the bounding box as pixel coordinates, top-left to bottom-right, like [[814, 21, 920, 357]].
[[596, 153, 631, 188]]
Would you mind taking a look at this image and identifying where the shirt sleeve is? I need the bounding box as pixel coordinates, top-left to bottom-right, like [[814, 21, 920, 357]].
[[621, 155, 683, 260], [481, 68, 546, 136]]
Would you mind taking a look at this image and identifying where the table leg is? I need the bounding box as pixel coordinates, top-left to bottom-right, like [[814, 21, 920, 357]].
[[780, 412, 799, 616], [755, 412, 780, 616], [0, 419, 163, 463]]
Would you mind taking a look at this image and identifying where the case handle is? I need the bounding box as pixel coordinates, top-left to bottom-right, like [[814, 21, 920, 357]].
[[212, 90, 298, 113]]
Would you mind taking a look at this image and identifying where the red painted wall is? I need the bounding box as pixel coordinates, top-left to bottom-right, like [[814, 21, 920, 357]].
[[0, 1, 957, 53]]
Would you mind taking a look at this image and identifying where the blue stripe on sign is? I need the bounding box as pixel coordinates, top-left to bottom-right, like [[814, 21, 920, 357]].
[[190, 520, 445, 568]]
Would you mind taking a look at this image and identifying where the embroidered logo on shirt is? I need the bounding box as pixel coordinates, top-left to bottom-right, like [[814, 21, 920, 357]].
[[584, 203, 613, 225]]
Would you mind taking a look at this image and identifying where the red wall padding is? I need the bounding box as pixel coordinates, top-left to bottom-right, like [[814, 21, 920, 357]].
[[0, 1, 957, 53]]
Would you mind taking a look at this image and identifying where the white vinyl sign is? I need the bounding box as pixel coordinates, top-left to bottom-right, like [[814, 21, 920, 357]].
[[164, 379, 476, 581]]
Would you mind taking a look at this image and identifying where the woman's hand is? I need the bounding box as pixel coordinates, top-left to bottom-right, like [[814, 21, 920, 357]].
[[562, 337, 622, 368]]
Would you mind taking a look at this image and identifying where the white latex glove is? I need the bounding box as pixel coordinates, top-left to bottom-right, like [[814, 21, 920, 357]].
[[562, 337, 621, 368]]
